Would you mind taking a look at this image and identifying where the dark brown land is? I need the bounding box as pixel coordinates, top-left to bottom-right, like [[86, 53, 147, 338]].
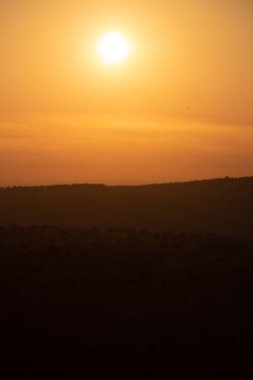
[[1, 177, 253, 377], [1, 177, 253, 238]]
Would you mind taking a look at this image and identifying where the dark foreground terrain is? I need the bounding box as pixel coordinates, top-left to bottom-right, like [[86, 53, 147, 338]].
[[1, 176, 253, 238], [1, 226, 253, 377]]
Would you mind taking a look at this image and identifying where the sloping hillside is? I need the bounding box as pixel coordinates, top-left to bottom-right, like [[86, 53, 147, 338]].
[[1, 177, 253, 238]]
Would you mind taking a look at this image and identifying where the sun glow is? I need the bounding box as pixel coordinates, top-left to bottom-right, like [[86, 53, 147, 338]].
[[98, 31, 130, 64]]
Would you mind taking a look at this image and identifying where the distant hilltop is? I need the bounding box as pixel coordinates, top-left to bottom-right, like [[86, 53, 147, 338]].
[[1, 176, 253, 239], [2, 176, 252, 190]]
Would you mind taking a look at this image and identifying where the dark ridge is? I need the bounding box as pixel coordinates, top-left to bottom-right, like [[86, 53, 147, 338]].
[[1, 175, 252, 190], [1, 176, 253, 238]]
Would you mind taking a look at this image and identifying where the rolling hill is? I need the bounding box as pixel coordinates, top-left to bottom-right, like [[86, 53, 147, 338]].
[[1, 177, 253, 238]]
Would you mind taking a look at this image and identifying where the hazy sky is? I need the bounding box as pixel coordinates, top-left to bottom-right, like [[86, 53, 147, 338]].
[[1, 0, 253, 185]]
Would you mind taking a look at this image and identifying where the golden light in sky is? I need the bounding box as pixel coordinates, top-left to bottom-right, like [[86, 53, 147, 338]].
[[98, 31, 130, 64], [1, 1, 253, 186]]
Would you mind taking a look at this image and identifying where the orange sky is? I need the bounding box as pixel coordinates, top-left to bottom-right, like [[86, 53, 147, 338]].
[[1, 0, 253, 185]]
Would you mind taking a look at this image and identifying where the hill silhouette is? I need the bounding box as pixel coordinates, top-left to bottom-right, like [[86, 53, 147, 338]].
[[1, 176, 253, 238], [1, 177, 253, 376]]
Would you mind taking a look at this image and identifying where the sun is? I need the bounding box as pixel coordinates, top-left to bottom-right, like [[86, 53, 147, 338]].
[[98, 31, 130, 64]]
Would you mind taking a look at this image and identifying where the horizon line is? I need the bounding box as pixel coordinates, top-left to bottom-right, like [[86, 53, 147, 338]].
[[1, 175, 253, 190]]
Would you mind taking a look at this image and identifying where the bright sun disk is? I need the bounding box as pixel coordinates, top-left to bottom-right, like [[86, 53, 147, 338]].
[[98, 31, 130, 64]]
